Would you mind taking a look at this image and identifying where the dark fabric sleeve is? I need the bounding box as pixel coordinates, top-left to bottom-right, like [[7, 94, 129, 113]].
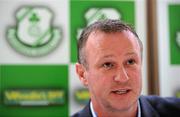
[[140, 95, 180, 117]]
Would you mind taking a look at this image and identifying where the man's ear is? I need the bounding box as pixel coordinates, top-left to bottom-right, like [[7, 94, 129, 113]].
[[75, 63, 88, 87]]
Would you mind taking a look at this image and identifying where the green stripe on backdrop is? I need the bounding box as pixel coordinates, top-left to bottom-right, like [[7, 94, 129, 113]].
[[169, 4, 180, 64]]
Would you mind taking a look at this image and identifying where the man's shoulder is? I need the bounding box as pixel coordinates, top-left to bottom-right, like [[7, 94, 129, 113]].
[[71, 112, 83, 117], [140, 95, 180, 106], [139, 95, 180, 116], [71, 102, 92, 117]]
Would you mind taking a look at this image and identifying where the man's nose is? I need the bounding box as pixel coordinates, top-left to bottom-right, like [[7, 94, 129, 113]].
[[113, 67, 129, 83]]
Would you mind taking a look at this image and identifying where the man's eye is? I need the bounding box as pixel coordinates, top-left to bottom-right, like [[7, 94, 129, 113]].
[[127, 59, 135, 65], [102, 62, 114, 69]]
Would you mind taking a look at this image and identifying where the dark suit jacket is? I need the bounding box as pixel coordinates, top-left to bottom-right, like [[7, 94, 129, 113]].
[[71, 95, 180, 117]]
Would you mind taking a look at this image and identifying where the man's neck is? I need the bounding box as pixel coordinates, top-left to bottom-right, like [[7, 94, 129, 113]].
[[91, 101, 138, 117]]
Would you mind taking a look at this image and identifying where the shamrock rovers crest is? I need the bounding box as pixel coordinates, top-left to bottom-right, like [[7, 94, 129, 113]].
[[77, 8, 121, 39], [7, 6, 62, 57]]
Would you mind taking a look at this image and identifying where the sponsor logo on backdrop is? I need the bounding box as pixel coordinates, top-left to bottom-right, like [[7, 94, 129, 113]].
[[4, 89, 65, 106], [7, 6, 62, 57], [74, 88, 90, 105], [176, 31, 180, 48], [77, 8, 121, 39], [175, 89, 180, 98]]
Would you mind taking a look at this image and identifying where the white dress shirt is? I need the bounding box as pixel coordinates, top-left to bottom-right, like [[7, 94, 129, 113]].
[[90, 100, 141, 117]]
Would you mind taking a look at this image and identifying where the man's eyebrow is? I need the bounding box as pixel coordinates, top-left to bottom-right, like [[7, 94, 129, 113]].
[[99, 52, 138, 60], [125, 52, 138, 56], [101, 55, 114, 58]]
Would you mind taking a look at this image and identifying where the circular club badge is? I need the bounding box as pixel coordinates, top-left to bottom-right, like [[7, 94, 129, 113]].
[[7, 6, 62, 57]]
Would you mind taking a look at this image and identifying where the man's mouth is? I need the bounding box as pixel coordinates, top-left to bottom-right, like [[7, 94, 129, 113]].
[[112, 89, 130, 95]]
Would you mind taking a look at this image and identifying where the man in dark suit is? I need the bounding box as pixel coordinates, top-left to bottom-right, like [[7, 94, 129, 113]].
[[72, 19, 180, 117]]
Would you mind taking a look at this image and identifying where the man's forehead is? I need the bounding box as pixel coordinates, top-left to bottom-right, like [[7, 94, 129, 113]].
[[87, 31, 138, 46], [85, 30, 141, 54]]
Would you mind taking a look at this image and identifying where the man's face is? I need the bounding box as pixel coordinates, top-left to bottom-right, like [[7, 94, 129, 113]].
[[76, 30, 142, 112]]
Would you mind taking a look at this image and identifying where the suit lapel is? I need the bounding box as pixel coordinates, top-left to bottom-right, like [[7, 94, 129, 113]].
[[139, 96, 159, 117], [78, 101, 93, 117]]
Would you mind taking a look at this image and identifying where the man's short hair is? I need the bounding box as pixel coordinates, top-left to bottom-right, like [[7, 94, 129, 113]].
[[77, 19, 143, 68]]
